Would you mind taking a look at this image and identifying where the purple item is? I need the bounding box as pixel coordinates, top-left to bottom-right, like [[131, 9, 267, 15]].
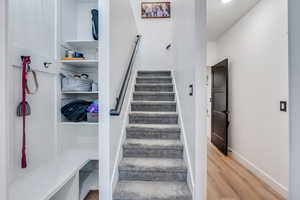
[[87, 103, 99, 113]]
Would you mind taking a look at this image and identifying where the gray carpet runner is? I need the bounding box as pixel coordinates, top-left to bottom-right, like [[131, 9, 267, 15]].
[[113, 70, 192, 200]]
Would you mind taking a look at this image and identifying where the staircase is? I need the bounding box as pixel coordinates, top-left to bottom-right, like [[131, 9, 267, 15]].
[[113, 71, 192, 200]]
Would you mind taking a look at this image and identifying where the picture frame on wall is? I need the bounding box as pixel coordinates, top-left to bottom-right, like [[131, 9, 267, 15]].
[[141, 2, 171, 19]]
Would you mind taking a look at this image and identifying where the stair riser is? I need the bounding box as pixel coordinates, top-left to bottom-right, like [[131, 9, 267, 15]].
[[135, 85, 173, 92], [136, 78, 172, 84], [123, 148, 183, 159], [133, 93, 175, 101], [129, 115, 178, 124], [131, 104, 176, 112], [126, 130, 180, 140], [137, 71, 171, 77], [113, 181, 192, 200], [114, 195, 191, 200], [119, 170, 187, 182]]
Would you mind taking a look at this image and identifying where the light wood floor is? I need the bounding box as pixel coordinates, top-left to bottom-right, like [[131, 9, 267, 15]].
[[207, 142, 285, 200], [85, 144, 286, 200], [85, 191, 99, 200]]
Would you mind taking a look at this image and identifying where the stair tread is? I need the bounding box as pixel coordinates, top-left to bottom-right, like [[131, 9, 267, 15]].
[[126, 124, 181, 140], [133, 91, 175, 94], [127, 124, 180, 129], [129, 111, 178, 115], [119, 158, 186, 171], [113, 181, 192, 200], [135, 83, 173, 86], [124, 139, 183, 148], [136, 76, 172, 79], [131, 100, 176, 103], [138, 70, 172, 72]]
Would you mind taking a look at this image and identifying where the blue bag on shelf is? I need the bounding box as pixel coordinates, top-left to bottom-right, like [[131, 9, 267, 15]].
[[91, 9, 99, 40], [61, 100, 92, 122]]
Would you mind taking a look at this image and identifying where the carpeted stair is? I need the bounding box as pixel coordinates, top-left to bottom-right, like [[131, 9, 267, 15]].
[[113, 71, 192, 200]]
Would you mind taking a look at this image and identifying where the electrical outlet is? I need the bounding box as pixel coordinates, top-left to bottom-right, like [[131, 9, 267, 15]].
[[280, 101, 287, 112]]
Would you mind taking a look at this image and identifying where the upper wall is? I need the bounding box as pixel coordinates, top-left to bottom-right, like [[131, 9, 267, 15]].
[[216, 0, 288, 195], [130, 0, 173, 69]]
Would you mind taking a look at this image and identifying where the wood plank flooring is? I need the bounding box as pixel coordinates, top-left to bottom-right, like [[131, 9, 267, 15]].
[[207, 142, 285, 200], [84, 191, 99, 200], [84, 143, 286, 200]]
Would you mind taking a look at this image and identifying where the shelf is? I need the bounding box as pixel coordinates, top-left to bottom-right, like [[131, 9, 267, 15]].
[[65, 40, 98, 49], [62, 91, 98, 94], [61, 122, 98, 125], [60, 60, 98, 68]]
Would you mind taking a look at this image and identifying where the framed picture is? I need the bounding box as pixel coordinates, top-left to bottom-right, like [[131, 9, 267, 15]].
[[141, 2, 171, 19]]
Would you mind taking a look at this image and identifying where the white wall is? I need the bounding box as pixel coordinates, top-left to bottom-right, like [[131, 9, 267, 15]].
[[206, 41, 217, 139], [0, 0, 8, 199], [130, 0, 173, 69], [173, 0, 207, 199], [216, 0, 289, 196], [109, 0, 138, 184], [7, 0, 57, 184], [207, 42, 217, 66], [288, 0, 300, 199], [173, 0, 196, 180]]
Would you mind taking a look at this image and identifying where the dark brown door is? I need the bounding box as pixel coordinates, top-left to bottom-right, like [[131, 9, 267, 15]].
[[211, 59, 229, 155]]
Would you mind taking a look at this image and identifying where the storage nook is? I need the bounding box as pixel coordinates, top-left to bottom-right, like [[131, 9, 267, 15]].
[[8, 0, 100, 199]]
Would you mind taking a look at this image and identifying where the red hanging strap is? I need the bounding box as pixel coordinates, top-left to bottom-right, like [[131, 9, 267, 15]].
[[21, 56, 31, 169]]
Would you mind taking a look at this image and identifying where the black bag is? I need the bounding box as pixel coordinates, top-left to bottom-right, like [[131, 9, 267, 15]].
[[61, 100, 92, 122], [91, 9, 99, 40]]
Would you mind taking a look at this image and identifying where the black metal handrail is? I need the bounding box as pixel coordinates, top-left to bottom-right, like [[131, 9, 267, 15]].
[[110, 35, 141, 116]]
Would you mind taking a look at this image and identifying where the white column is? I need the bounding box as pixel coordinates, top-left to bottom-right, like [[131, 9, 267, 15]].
[[0, 0, 8, 199], [194, 0, 207, 199], [99, 0, 112, 199], [289, 0, 300, 199]]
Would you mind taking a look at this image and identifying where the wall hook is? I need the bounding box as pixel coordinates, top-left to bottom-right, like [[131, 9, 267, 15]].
[[43, 62, 52, 68]]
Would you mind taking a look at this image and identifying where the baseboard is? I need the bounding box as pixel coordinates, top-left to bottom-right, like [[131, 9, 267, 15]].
[[229, 147, 288, 199], [172, 71, 195, 194], [111, 69, 137, 191]]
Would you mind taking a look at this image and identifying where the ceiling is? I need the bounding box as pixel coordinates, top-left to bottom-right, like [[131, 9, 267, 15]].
[[207, 0, 260, 41]]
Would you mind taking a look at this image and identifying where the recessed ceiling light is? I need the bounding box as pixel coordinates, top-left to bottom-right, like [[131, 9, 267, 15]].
[[221, 0, 232, 4]]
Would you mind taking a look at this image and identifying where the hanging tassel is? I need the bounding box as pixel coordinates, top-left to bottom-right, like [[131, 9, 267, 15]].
[[21, 56, 31, 169]]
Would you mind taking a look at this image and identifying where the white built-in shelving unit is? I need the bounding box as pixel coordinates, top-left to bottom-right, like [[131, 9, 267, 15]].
[[59, 59, 98, 68], [65, 40, 98, 49], [56, 0, 100, 199]]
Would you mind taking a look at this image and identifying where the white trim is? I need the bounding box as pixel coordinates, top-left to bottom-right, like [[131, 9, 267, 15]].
[[194, 0, 207, 199], [289, 1, 300, 199], [111, 69, 138, 190], [229, 147, 288, 198], [98, 0, 111, 198], [0, 0, 8, 199], [172, 71, 195, 192]]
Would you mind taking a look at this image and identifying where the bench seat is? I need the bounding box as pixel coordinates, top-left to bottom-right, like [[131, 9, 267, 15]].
[[9, 148, 98, 200]]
